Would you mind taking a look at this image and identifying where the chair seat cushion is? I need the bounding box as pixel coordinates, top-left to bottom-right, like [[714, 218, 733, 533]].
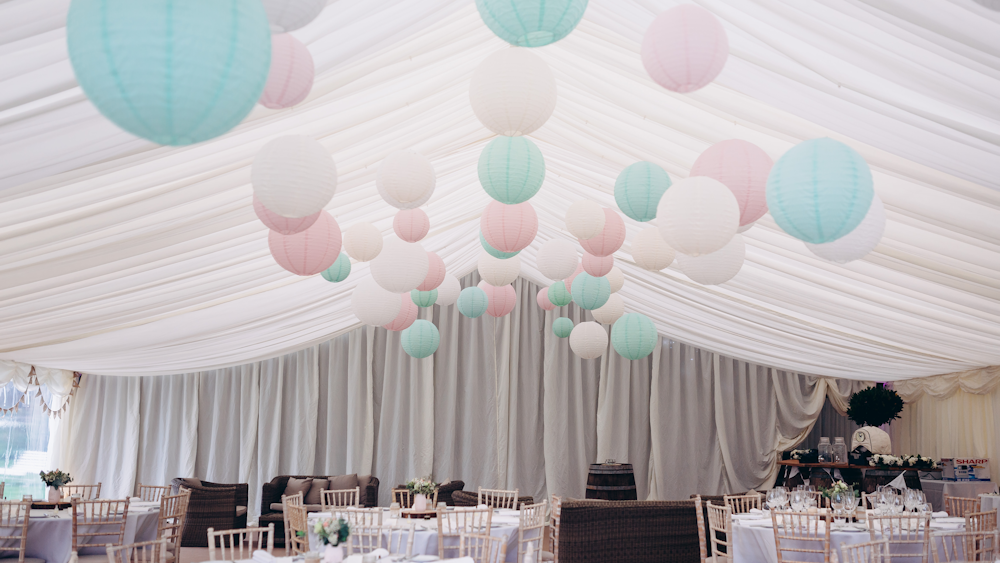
[[539, 550, 554, 561], [270, 502, 324, 512], [236, 505, 248, 517], [260, 512, 284, 523], [79, 555, 114, 563]]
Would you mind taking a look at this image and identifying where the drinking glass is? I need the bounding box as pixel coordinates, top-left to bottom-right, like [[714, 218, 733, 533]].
[[844, 488, 859, 519], [390, 502, 401, 519], [903, 488, 920, 512], [831, 491, 846, 523], [890, 494, 905, 514], [767, 489, 782, 511], [791, 490, 807, 512]]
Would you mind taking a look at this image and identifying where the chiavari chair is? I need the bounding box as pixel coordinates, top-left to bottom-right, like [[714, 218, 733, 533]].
[[206, 524, 274, 561]]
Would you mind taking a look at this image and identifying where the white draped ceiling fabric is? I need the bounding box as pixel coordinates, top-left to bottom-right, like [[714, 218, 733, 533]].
[[1, 0, 999, 379]]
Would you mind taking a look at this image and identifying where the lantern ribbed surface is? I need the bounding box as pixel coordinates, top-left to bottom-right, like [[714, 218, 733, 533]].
[[657, 176, 739, 257], [393, 209, 430, 243], [537, 287, 557, 311], [478, 252, 521, 287], [641, 4, 728, 93], [435, 275, 461, 307], [261, 0, 326, 33], [564, 264, 584, 293], [411, 289, 439, 308], [805, 194, 885, 263], [343, 222, 383, 262], [579, 208, 626, 257], [383, 292, 418, 332], [606, 266, 624, 293], [476, 0, 589, 47], [691, 139, 772, 226], [321, 253, 351, 283], [481, 200, 538, 253], [268, 211, 341, 276], [631, 227, 675, 271], [352, 281, 402, 326], [479, 281, 517, 318], [457, 287, 489, 318], [570, 272, 611, 310], [611, 313, 658, 360], [259, 33, 314, 109], [480, 232, 521, 259], [469, 48, 557, 136], [253, 195, 319, 235], [569, 321, 607, 359], [615, 161, 671, 222], [479, 136, 546, 204], [592, 293, 624, 325], [547, 281, 573, 307], [581, 252, 614, 277], [536, 239, 579, 281], [552, 317, 574, 338], [677, 234, 745, 285], [566, 200, 605, 240], [252, 135, 338, 218], [401, 320, 440, 358], [417, 252, 446, 291], [377, 150, 436, 209], [369, 237, 429, 294]]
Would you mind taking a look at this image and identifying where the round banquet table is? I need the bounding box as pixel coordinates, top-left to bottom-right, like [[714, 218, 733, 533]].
[[308, 508, 528, 563], [919, 480, 994, 512]]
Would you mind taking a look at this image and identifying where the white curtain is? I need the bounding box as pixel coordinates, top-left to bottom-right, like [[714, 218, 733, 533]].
[[135, 374, 199, 490]]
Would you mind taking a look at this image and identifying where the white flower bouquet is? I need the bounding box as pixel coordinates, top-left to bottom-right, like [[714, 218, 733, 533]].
[[312, 517, 350, 546], [405, 476, 437, 496]]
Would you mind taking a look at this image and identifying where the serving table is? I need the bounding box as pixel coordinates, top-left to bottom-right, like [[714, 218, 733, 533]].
[[19, 503, 160, 563], [776, 461, 940, 492]]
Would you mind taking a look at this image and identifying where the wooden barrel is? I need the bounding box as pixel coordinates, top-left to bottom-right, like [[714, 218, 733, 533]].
[[586, 463, 637, 500]]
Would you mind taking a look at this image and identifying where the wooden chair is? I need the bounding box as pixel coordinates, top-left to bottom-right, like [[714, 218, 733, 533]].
[[281, 492, 304, 550], [65, 484, 102, 500], [944, 495, 980, 517], [861, 493, 877, 511], [72, 498, 130, 563], [106, 540, 168, 563], [771, 511, 832, 563], [0, 482, 6, 500], [706, 502, 733, 563], [392, 488, 412, 508], [437, 506, 493, 560], [519, 500, 547, 563], [966, 509, 998, 532], [549, 495, 561, 563], [156, 489, 190, 563], [320, 487, 360, 510], [479, 487, 519, 509], [842, 540, 890, 563], [694, 496, 708, 563], [137, 484, 171, 503], [461, 532, 507, 563], [206, 524, 274, 561], [724, 492, 762, 514], [341, 508, 383, 556], [866, 513, 932, 563], [931, 530, 999, 563], [385, 520, 416, 559], [0, 500, 40, 563], [284, 502, 309, 556]]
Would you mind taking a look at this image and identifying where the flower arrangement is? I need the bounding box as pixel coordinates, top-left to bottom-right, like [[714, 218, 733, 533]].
[[789, 449, 818, 463], [819, 480, 850, 498], [869, 454, 937, 469], [40, 469, 72, 488], [405, 476, 437, 496], [312, 518, 350, 546], [846, 385, 903, 427]]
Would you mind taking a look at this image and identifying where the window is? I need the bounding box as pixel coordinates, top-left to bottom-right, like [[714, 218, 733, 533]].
[[0, 382, 58, 500]]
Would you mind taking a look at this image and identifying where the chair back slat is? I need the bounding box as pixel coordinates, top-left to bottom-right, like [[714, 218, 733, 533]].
[[478, 487, 518, 510], [460, 532, 507, 563], [156, 489, 190, 548], [966, 509, 998, 532], [519, 501, 547, 563], [207, 524, 274, 561], [385, 520, 415, 559], [320, 488, 360, 511], [106, 539, 168, 563], [65, 484, 102, 500], [549, 495, 561, 563], [772, 511, 832, 563], [340, 508, 382, 556], [724, 493, 762, 514], [281, 492, 305, 551], [392, 489, 412, 509], [137, 485, 171, 503], [284, 500, 309, 556], [707, 502, 733, 563], [437, 506, 492, 560], [842, 540, 890, 563], [931, 530, 999, 563], [944, 495, 981, 517], [72, 498, 130, 551], [866, 514, 932, 563], [0, 500, 30, 563]]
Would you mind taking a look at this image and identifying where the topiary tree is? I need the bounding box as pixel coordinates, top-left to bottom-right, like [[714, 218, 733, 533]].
[[846, 384, 903, 427]]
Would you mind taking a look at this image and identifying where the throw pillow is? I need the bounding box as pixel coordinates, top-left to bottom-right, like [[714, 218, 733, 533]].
[[327, 473, 359, 491], [283, 477, 313, 499], [305, 478, 329, 505]]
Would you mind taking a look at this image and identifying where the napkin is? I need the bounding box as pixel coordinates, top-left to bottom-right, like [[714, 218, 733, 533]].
[[888, 474, 907, 490], [438, 558, 475, 563], [252, 550, 276, 563], [932, 512, 949, 518]]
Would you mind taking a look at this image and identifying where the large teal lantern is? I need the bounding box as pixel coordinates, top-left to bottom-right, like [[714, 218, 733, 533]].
[[547, 281, 573, 307], [480, 232, 520, 259], [321, 253, 351, 283], [611, 313, 657, 360], [615, 161, 671, 222], [457, 287, 489, 318], [479, 136, 545, 204], [401, 320, 440, 358], [476, 0, 589, 47], [570, 273, 610, 310], [765, 138, 874, 244], [411, 289, 438, 308], [67, 0, 272, 146], [552, 317, 573, 338]]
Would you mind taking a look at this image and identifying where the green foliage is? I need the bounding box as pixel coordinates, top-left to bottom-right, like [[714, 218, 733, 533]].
[[846, 385, 903, 427], [39, 469, 73, 487]]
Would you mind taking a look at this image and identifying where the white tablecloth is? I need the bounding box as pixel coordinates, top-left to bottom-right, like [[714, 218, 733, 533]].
[[919, 480, 995, 512], [979, 494, 1000, 513], [0, 507, 161, 563]]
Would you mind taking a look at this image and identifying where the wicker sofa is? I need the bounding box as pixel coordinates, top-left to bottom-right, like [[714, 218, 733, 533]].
[[259, 474, 379, 546], [170, 478, 248, 547]]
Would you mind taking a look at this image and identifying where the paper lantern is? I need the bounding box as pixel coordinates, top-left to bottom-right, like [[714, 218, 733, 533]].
[[401, 320, 440, 359], [571, 272, 611, 310], [565, 200, 606, 240], [393, 209, 430, 243], [343, 222, 383, 262], [738, 223, 755, 233], [615, 162, 672, 222], [369, 237, 429, 293], [579, 209, 626, 257], [606, 266, 624, 293], [67, 0, 271, 146], [417, 252, 446, 291], [352, 281, 402, 326], [383, 293, 418, 332], [457, 287, 489, 318], [537, 288, 557, 311], [377, 151, 436, 210], [478, 252, 521, 287], [592, 293, 624, 325], [641, 5, 728, 93], [677, 234, 745, 285], [631, 227, 675, 271], [268, 211, 341, 275], [253, 195, 319, 235], [569, 322, 607, 359], [469, 48, 556, 136], [261, 0, 326, 33], [435, 275, 461, 307], [411, 289, 439, 308], [564, 264, 585, 293], [611, 313, 658, 360], [321, 253, 351, 282], [252, 136, 338, 218], [552, 317, 574, 338], [478, 281, 517, 318], [480, 232, 521, 259], [691, 140, 772, 227], [536, 239, 579, 281], [657, 176, 739, 257], [481, 201, 538, 253], [547, 281, 573, 307], [767, 138, 875, 244], [476, 0, 589, 47], [582, 252, 614, 277], [259, 34, 314, 109], [479, 136, 545, 204], [806, 195, 886, 263]]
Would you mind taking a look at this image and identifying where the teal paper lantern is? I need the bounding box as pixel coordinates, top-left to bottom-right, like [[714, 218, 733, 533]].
[[67, 0, 272, 146], [611, 313, 657, 360], [552, 317, 574, 338], [547, 281, 573, 307], [457, 287, 489, 318], [321, 253, 351, 283], [401, 320, 440, 358], [476, 0, 589, 47], [765, 138, 874, 244], [411, 289, 438, 308], [570, 272, 610, 310], [480, 232, 520, 259], [479, 136, 545, 204], [615, 161, 672, 222]]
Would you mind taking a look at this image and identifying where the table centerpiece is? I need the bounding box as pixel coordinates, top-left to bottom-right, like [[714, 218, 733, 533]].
[[312, 517, 350, 563], [39, 469, 72, 503], [405, 476, 437, 512]]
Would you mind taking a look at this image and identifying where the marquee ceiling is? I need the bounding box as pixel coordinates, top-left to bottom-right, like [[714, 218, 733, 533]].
[[1, 0, 998, 379]]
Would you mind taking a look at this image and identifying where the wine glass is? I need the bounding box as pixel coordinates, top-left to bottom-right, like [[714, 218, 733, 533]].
[[830, 490, 846, 524], [791, 490, 807, 512], [904, 488, 920, 512], [891, 493, 905, 514], [767, 489, 783, 511], [844, 488, 859, 520]]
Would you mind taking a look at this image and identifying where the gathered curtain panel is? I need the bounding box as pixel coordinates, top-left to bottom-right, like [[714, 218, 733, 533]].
[[53, 274, 867, 518]]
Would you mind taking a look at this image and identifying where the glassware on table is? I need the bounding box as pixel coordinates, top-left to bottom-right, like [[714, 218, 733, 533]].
[[890, 494, 905, 514], [791, 490, 807, 512], [767, 489, 783, 511], [830, 490, 846, 523], [22, 495, 31, 502], [437, 502, 447, 511], [903, 488, 921, 512], [844, 488, 859, 520], [832, 437, 848, 464], [390, 502, 401, 519], [818, 437, 832, 463]]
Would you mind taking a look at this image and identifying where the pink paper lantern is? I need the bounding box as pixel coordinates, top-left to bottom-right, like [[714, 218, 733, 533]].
[[417, 251, 446, 291], [641, 5, 729, 93], [537, 287, 557, 311], [393, 208, 430, 243], [579, 209, 625, 257], [478, 280, 517, 318], [691, 139, 772, 226], [254, 195, 319, 235], [268, 211, 342, 275], [480, 201, 538, 253], [259, 34, 315, 109], [582, 252, 614, 277], [564, 263, 585, 293], [383, 293, 417, 331]]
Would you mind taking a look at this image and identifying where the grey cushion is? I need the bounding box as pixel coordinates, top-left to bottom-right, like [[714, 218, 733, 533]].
[[78, 555, 113, 563], [328, 474, 358, 491], [305, 479, 329, 505], [283, 477, 313, 499], [236, 505, 248, 516], [270, 502, 324, 512]]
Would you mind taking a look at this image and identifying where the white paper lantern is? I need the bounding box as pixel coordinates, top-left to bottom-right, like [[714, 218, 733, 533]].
[[737, 222, 755, 233], [592, 293, 624, 325], [261, 0, 326, 33], [435, 274, 461, 307], [343, 222, 383, 262], [631, 227, 675, 271], [657, 176, 739, 257], [606, 266, 624, 293], [352, 280, 402, 326], [678, 234, 745, 285], [569, 321, 608, 359], [536, 239, 579, 281], [469, 48, 557, 136], [376, 150, 436, 209], [805, 195, 886, 263], [369, 236, 429, 293], [478, 252, 521, 287], [252, 135, 337, 218], [565, 200, 606, 240]]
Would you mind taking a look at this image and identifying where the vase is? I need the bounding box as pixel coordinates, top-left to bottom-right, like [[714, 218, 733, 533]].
[[413, 493, 428, 512], [47, 486, 60, 503], [323, 545, 343, 563]]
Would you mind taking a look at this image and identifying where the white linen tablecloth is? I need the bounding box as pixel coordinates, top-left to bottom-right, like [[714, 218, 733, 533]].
[[0, 507, 160, 563], [980, 494, 1000, 513], [919, 480, 994, 512]]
